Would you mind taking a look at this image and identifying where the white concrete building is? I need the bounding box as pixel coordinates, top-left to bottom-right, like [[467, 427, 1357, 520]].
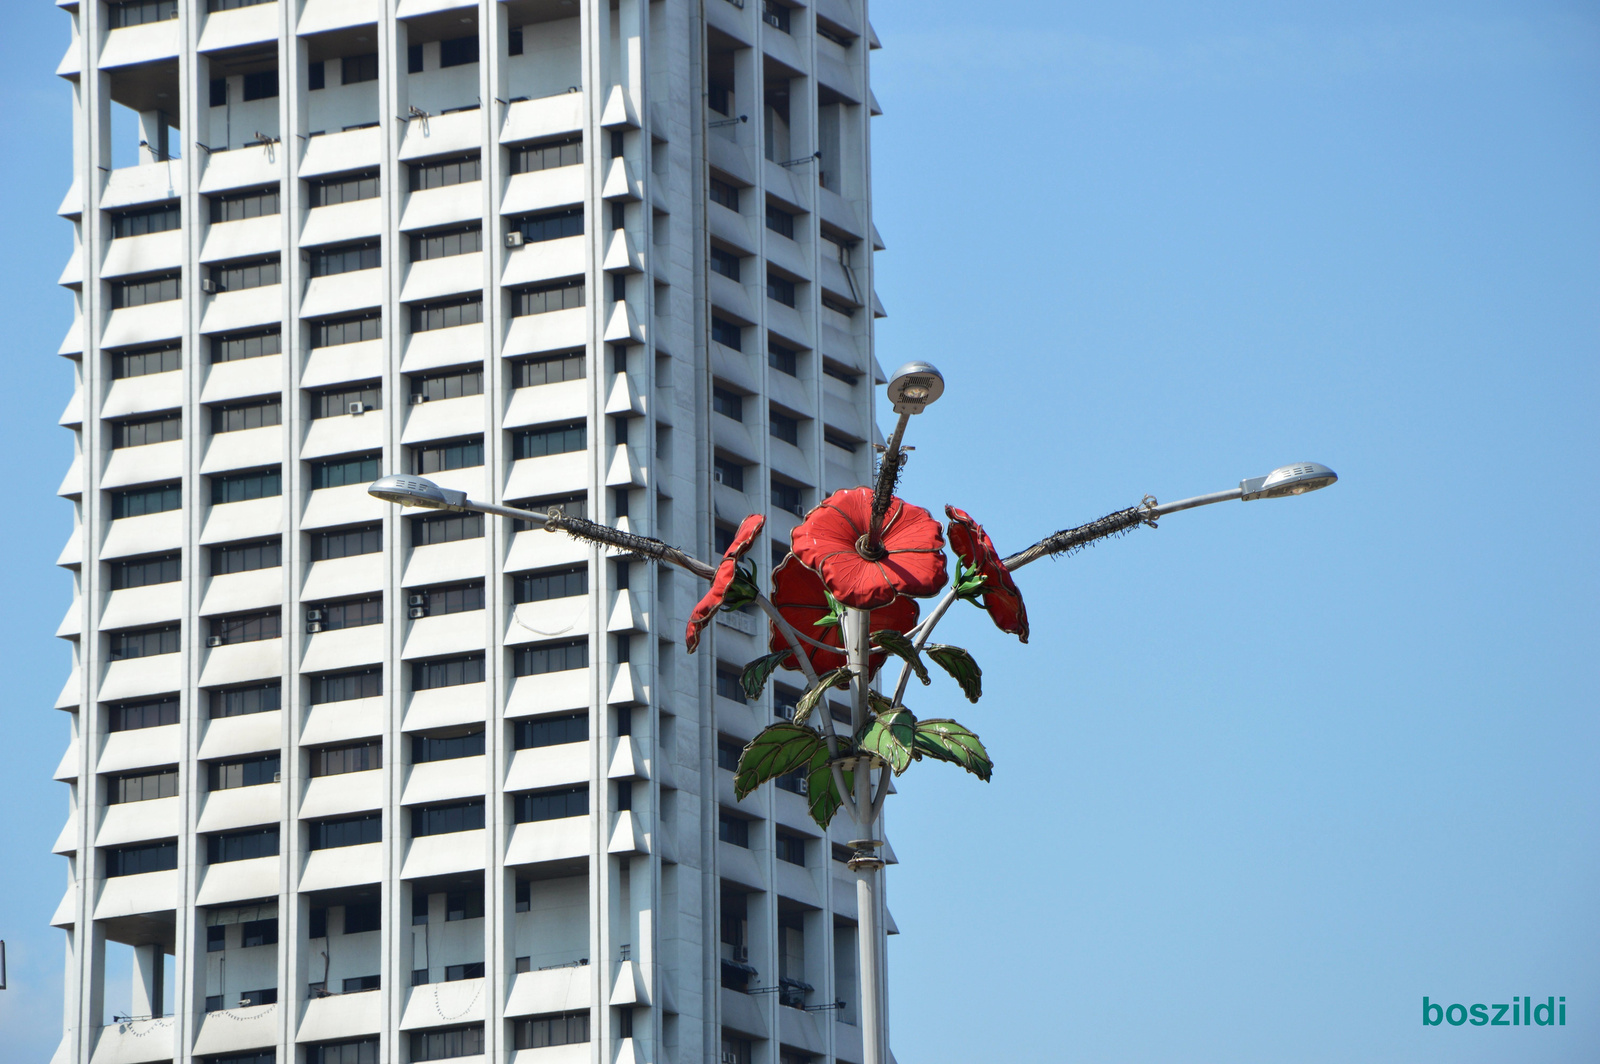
[[48, 2, 891, 1062]]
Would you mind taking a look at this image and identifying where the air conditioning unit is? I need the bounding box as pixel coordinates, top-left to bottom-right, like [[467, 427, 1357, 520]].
[[408, 605, 428, 620], [712, 467, 725, 484], [409, 393, 429, 405], [206, 635, 225, 648], [505, 230, 525, 248], [407, 593, 427, 608], [305, 609, 324, 622], [347, 401, 366, 416], [200, 278, 218, 294], [763, 11, 783, 27], [306, 621, 324, 634], [734, 946, 748, 962], [273, 771, 281, 783]]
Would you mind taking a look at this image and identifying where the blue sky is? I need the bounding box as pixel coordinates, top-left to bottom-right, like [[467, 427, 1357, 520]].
[[1, 2, 1595, 1061]]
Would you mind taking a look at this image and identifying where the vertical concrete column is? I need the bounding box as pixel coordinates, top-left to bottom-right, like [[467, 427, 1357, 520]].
[[131, 944, 164, 1020]]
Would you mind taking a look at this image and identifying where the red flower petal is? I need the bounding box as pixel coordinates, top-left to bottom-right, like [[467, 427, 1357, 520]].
[[768, 556, 919, 676], [945, 505, 1029, 643], [792, 487, 948, 609], [686, 514, 766, 652]]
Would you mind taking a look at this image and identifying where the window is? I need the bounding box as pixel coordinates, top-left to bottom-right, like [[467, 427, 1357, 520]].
[[716, 666, 746, 702], [513, 639, 588, 676], [768, 340, 798, 376], [210, 327, 281, 363], [817, 20, 855, 46], [511, 422, 585, 460], [410, 1026, 485, 1062], [110, 553, 180, 590], [411, 226, 482, 261], [312, 814, 383, 850], [412, 437, 483, 475], [209, 187, 279, 223], [713, 456, 744, 491], [708, 80, 730, 116], [413, 654, 485, 690], [510, 137, 582, 174], [209, 78, 227, 108], [310, 454, 380, 490], [765, 203, 796, 238], [209, 755, 279, 790], [411, 511, 483, 546], [208, 990, 276, 1011], [111, 483, 181, 519], [717, 736, 743, 772], [209, 609, 281, 646], [309, 172, 380, 208], [111, 413, 181, 448], [825, 430, 859, 453], [509, 27, 524, 55], [762, 0, 791, 32], [342, 52, 378, 84], [511, 352, 584, 388], [776, 766, 807, 795], [208, 539, 280, 577], [709, 177, 740, 211], [110, 203, 180, 239], [513, 1012, 590, 1049], [411, 296, 483, 332], [310, 524, 381, 561], [711, 316, 742, 350], [312, 383, 383, 418], [510, 279, 585, 316], [209, 682, 281, 719], [109, 697, 179, 732], [308, 61, 326, 91], [822, 362, 858, 386], [770, 411, 799, 445], [413, 581, 484, 616], [109, 625, 180, 661], [315, 597, 382, 631], [410, 368, 483, 402], [517, 208, 584, 244], [719, 812, 750, 847], [409, 154, 481, 192], [311, 668, 382, 705], [310, 741, 382, 777], [772, 479, 803, 516], [513, 566, 587, 603], [509, 494, 586, 532], [513, 785, 588, 823], [413, 729, 485, 763], [709, 247, 741, 281], [212, 467, 282, 503], [207, 827, 279, 863], [776, 831, 807, 865], [207, 925, 226, 952], [111, 274, 179, 309], [308, 1039, 379, 1064], [311, 242, 380, 277], [344, 901, 381, 933], [109, 1, 176, 28], [445, 962, 485, 982], [767, 274, 797, 307], [439, 35, 479, 67], [211, 399, 281, 433], [712, 386, 744, 421], [210, 257, 280, 292], [310, 312, 382, 348], [109, 769, 178, 804], [111, 343, 181, 378], [106, 841, 177, 877], [411, 800, 485, 837], [408, 44, 425, 73], [512, 712, 587, 750], [242, 70, 278, 101], [821, 294, 856, 316]]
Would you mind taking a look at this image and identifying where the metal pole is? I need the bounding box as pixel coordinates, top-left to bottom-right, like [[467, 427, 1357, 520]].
[[844, 609, 888, 1064]]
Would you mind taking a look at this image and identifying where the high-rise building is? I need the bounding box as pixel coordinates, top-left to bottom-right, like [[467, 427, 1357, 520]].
[[49, 1, 889, 1062]]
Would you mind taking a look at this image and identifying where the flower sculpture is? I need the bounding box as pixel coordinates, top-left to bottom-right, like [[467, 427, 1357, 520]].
[[684, 513, 764, 653], [791, 486, 949, 609], [945, 505, 1030, 643], [768, 555, 920, 675]]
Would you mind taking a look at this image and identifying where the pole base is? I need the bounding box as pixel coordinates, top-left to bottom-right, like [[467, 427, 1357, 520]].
[[846, 840, 885, 872]]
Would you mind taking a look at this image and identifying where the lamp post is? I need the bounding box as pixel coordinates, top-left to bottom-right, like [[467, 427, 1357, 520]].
[[370, 368, 1336, 1064]]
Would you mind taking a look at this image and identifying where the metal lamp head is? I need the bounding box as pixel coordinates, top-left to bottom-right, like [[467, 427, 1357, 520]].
[[885, 361, 944, 415], [1239, 462, 1338, 501], [367, 474, 467, 511]]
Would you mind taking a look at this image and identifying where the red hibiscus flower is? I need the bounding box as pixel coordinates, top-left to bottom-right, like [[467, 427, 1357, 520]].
[[791, 486, 948, 610], [768, 555, 920, 675], [945, 505, 1029, 643], [685, 513, 765, 653]]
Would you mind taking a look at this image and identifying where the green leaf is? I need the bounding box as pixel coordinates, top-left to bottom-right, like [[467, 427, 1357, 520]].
[[735, 724, 826, 801], [856, 707, 918, 774], [722, 562, 761, 611], [925, 644, 983, 703], [868, 690, 896, 717], [872, 629, 929, 686], [793, 667, 850, 725], [805, 746, 856, 830], [812, 588, 844, 631], [912, 719, 993, 781], [954, 562, 988, 600], [740, 648, 793, 701]]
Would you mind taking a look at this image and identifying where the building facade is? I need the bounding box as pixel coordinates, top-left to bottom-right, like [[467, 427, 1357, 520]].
[[49, 1, 890, 1062]]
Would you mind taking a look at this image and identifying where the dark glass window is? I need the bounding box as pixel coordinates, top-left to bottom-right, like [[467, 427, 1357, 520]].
[[211, 398, 281, 433], [822, 361, 859, 385], [208, 754, 280, 790], [344, 901, 381, 933], [510, 279, 585, 316], [509, 137, 582, 174], [508, 28, 524, 56], [711, 316, 742, 350], [719, 812, 750, 847], [310, 454, 380, 490], [111, 483, 182, 518], [821, 294, 856, 316], [512, 785, 588, 823], [308, 60, 326, 90], [709, 178, 740, 211], [409, 154, 481, 192], [512, 567, 587, 604], [717, 667, 746, 703], [713, 456, 744, 491], [110, 203, 180, 239], [412, 581, 484, 617], [762, 0, 791, 32], [513, 640, 588, 677], [312, 597, 382, 632], [409, 1026, 485, 1062], [342, 52, 379, 84], [312, 383, 383, 418], [411, 437, 483, 475], [307, 1038, 379, 1064], [825, 430, 859, 453], [111, 274, 180, 309], [776, 766, 807, 795], [207, 827, 279, 863], [513, 1012, 590, 1049], [717, 736, 743, 772], [240, 919, 277, 947], [408, 44, 424, 73], [766, 203, 796, 238], [768, 341, 798, 375], [767, 274, 796, 307], [445, 962, 485, 982], [109, 625, 180, 661], [242, 70, 278, 101], [410, 226, 482, 261], [310, 524, 382, 561], [411, 512, 483, 546], [310, 312, 382, 348], [210, 327, 281, 363], [776, 832, 808, 865], [410, 368, 483, 402], [510, 352, 584, 388], [109, 1, 178, 29], [411, 296, 483, 332], [109, 697, 180, 732], [710, 247, 741, 281], [511, 422, 585, 460], [413, 654, 486, 690], [111, 413, 182, 448], [209, 187, 280, 223], [210, 682, 282, 719], [309, 172, 380, 208], [111, 343, 181, 378], [508, 494, 586, 531], [712, 387, 743, 420], [109, 769, 178, 804], [412, 729, 485, 763], [512, 712, 587, 750], [439, 35, 479, 68], [110, 553, 180, 590], [209, 78, 227, 107], [311, 242, 381, 277], [210, 257, 280, 292], [311, 668, 382, 705], [516, 208, 584, 244], [211, 468, 282, 503], [106, 841, 178, 877], [311, 741, 382, 777], [770, 411, 799, 444], [772, 479, 803, 516], [411, 801, 485, 837], [312, 814, 382, 850], [209, 610, 282, 646]]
